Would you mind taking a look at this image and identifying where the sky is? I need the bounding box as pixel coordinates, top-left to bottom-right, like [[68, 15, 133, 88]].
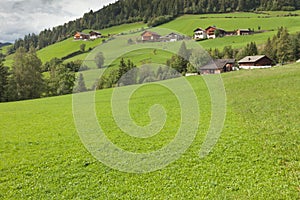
[[0, 0, 116, 43]]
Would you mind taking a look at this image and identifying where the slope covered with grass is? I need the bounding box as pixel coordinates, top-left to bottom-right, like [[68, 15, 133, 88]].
[[4, 11, 300, 67], [1, 63, 299, 199], [160, 12, 300, 49]]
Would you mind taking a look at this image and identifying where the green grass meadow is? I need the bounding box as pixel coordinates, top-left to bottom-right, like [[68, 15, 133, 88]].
[[1, 63, 299, 199]]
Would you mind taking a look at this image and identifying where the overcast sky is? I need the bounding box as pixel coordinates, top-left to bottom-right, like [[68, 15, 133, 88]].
[[0, 0, 116, 43]]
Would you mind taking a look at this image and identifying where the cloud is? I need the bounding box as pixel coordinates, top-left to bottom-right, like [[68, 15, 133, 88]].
[[0, 0, 116, 43]]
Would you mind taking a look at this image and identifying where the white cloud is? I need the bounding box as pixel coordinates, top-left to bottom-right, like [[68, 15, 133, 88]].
[[0, 0, 116, 43]]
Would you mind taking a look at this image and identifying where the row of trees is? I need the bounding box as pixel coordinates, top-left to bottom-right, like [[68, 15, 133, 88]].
[[10, 0, 300, 53], [0, 47, 78, 102], [97, 58, 183, 89]]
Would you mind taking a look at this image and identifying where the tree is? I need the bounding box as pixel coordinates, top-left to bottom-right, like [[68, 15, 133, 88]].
[[276, 27, 293, 64], [9, 47, 44, 101], [214, 29, 221, 38], [56, 65, 76, 95], [138, 65, 156, 84], [186, 63, 198, 73], [178, 41, 189, 60], [46, 62, 75, 96], [80, 43, 86, 52], [117, 58, 137, 86], [263, 38, 276, 61], [95, 52, 105, 68], [223, 46, 234, 58], [0, 60, 9, 102], [237, 42, 258, 60], [167, 55, 187, 74], [74, 73, 87, 92], [291, 33, 300, 61], [189, 48, 210, 69]]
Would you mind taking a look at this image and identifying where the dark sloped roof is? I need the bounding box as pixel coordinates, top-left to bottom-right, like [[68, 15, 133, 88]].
[[200, 59, 235, 70], [238, 55, 268, 63], [194, 28, 205, 32]]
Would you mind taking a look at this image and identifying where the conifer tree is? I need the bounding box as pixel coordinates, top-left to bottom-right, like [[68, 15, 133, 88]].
[[0, 60, 9, 102]]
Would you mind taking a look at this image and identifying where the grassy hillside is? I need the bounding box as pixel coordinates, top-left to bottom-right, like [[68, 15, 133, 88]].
[[3, 22, 147, 66], [66, 11, 300, 64], [160, 12, 300, 49], [1, 63, 299, 199], [3, 11, 300, 67]]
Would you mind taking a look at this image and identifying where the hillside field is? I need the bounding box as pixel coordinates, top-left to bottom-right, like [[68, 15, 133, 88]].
[[1, 63, 299, 199], [160, 11, 300, 49], [4, 11, 300, 67]]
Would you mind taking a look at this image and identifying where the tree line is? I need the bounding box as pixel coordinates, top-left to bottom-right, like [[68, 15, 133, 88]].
[[9, 0, 300, 54]]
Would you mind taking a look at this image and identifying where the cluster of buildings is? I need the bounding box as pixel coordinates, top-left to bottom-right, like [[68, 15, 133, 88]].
[[141, 31, 185, 42], [74, 31, 102, 40], [73, 28, 273, 75], [194, 26, 253, 40], [194, 55, 274, 75]]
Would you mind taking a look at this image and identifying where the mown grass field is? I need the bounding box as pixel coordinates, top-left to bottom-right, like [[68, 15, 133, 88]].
[[1, 62, 299, 199]]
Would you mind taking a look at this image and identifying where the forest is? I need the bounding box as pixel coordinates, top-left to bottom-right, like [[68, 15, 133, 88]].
[[10, 0, 300, 53]]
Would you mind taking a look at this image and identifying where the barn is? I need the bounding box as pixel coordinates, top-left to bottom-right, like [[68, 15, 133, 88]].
[[238, 55, 273, 69]]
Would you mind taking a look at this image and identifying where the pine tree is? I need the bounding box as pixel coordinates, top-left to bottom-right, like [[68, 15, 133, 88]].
[[0, 60, 9, 102], [75, 73, 87, 92], [178, 41, 189, 60], [277, 27, 293, 64], [263, 38, 275, 60], [95, 52, 105, 68]]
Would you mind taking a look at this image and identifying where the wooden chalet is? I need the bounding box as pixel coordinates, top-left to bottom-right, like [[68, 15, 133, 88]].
[[74, 32, 90, 40], [194, 28, 207, 40], [141, 31, 161, 42], [238, 55, 273, 69], [205, 26, 226, 39], [89, 31, 102, 39]]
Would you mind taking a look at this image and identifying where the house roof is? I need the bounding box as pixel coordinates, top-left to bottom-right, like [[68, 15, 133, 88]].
[[238, 55, 269, 63], [75, 32, 89, 36], [238, 29, 251, 32], [165, 32, 183, 37], [141, 31, 160, 37], [89, 31, 101, 35], [200, 59, 235, 70], [194, 28, 205, 32], [205, 26, 226, 32]]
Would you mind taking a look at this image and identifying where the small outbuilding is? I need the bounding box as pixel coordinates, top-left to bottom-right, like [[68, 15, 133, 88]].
[[199, 59, 236, 74], [237, 29, 253, 36], [238, 55, 273, 69]]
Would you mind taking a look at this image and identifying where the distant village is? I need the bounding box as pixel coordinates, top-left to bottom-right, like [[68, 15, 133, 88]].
[[73, 26, 273, 75]]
